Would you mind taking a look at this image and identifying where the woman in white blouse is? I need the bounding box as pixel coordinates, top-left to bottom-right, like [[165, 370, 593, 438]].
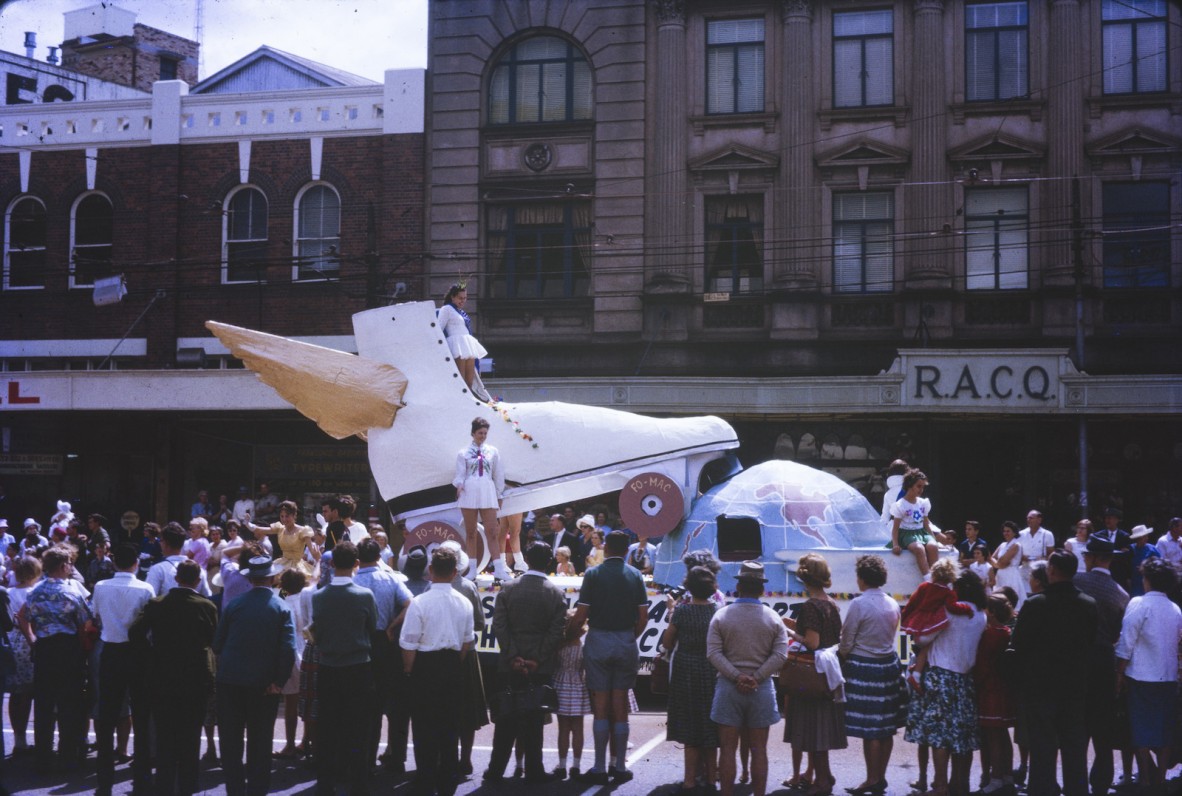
[[438, 284, 488, 392], [454, 416, 509, 579]]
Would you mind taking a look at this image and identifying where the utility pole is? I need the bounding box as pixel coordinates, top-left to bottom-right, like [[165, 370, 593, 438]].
[[1071, 176, 1088, 517]]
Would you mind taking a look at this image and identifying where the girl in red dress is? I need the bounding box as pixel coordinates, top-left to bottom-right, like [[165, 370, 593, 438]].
[[900, 557, 975, 693], [974, 594, 1017, 794]]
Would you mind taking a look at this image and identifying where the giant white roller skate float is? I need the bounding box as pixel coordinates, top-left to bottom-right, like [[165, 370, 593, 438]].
[[208, 301, 939, 659]]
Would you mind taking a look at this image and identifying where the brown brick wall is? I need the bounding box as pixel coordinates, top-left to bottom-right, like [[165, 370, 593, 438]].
[[60, 24, 199, 91], [0, 133, 424, 365]]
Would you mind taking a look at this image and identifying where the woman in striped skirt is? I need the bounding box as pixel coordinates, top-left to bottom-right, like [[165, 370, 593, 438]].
[[838, 555, 908, 796]]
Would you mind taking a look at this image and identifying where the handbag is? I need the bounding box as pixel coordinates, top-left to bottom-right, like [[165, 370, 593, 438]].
[[490, 681, 557, 722], [780, 650, 829, 697], [649, 653, 670, 695]]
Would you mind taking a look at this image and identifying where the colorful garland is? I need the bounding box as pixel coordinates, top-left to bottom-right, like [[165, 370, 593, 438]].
[[487, 398, 539, 449]]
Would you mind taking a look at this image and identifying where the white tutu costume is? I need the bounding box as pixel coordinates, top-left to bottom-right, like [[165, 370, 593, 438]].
[[438, 303, 488, 361], [454, 442, 504, 509]]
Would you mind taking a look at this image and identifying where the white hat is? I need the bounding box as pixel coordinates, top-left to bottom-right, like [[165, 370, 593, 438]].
[[0, 518, 7, 529], [576, 514, 596, 531], [1129, 524, 1154, 541], [438, 539, 470, 576], [23, 518, 40, 532]]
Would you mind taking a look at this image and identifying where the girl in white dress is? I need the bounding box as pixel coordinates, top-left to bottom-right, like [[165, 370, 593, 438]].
[[438, 284, 488, 391], [990, 520, 1027, 609], [454, 416, 511, 579]]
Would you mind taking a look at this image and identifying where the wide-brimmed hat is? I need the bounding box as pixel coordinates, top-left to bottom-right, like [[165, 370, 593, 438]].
[[1129, 524, 1154, 541], [736, 560, 767, 583], [23, 518, 41, 532], [1084, 533, 1116, 555], [401, 546, 428, 576], [576, 514, 596, 531], [439, 540, 470, 575], [1102, 507, 1123, 518], [0, 519, 8, 530], [242, 555, 284, 579]]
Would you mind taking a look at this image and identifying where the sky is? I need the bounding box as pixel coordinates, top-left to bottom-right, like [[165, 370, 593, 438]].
[[0, 0, 428, 82]]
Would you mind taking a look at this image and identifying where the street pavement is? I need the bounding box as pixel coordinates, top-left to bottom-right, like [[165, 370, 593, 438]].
[[1, 691, 1131, 796]]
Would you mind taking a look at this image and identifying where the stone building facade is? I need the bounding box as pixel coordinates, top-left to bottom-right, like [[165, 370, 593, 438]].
[[424, 0, 1181, 533]]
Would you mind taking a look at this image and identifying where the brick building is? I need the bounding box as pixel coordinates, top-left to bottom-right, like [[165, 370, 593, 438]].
[[423, 0, 1182, 536], [0, 67, 425, 524]]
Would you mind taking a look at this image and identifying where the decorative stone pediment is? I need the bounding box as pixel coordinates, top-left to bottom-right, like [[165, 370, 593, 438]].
[[1086, 127, 1182, 159], [688, 143, 780, 173], [948, 132, 1044, 163], [815, 139, 910, 168]]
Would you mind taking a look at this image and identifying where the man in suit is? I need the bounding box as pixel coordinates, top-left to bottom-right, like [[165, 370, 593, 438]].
[[129, 559, 217, 796], [213, 555, 295, 796], [1073, 534, 1131, 796], [542, 514, 582, 573], [483, 542, 566, 783], [311, 540, 378, 795], [1012, 551, 1098, 796]]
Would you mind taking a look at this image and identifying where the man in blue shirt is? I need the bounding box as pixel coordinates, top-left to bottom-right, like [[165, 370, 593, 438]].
[[213, 555, 294, 796], [568, 531, 648, 784], [353, 538, 413, 774]]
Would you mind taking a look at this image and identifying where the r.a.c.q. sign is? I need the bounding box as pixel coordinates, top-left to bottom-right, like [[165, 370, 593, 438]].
[[905, 354, 1062, 407]]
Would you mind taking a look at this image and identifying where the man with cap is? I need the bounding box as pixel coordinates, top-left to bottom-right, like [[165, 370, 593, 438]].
[[1017, 510, 1055, 584], [1127, 525, 1160, 598], [706, 561, 788, 796], [401, 544, 431, 596], [1074, 533, 1130, 796], [1012, 551, 1097, 796], [0, 519, 14, 554], [568, 530, 648, 785], [232, 486, 255, 525], [21, 518, 49, 555], [129, 559, 216, 796], [213, 554, 295, 796], [1157, 517, 1182, 568], [91, 543, 156, 796]]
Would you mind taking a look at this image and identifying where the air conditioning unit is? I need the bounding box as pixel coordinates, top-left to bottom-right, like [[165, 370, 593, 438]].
[[92, 275, 127, 307]]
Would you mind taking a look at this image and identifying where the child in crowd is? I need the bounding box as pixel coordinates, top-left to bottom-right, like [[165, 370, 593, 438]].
[[969, 545, 993, 586], [553, 609, 590, 779], [555, 546, 576, 576], [975, 595, 1017, 795], [890, 470, 946, 575], [900, 557, 974, 693]]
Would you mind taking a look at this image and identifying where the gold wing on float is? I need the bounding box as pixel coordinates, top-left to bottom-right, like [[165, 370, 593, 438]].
[[205, 320, 406, 441]]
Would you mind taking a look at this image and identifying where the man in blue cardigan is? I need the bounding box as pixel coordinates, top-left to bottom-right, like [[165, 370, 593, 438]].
[[213, 555, 294, 796]]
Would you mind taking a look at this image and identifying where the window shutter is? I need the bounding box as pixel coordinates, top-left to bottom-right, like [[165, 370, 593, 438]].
[[997, 29, 1027, 99], [965, 30, 995, 101], [1136, 22, 1167, 92], [863, 222, 893, 292], [862, 37, 893, 105], [735, 46, 765, 112], [833, 39, 863, 107], [707, 48, 734, 113], [541, 62, 567, 122], [515, 63, 541, 122]]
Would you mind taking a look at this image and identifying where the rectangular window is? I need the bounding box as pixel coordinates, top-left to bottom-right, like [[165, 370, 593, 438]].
[[965, 187, 1028, 290], [966, 2, 1028, 101], [487, 203, 591, 299], [159, 57, 179, 81], [1102, 182, 1170, 287], [833, 10, 894, 108], [705, 196, 764, 293], [1102, 0, 1167, 94], [706, 18, 765, 114], [833, 192, 893, 293]]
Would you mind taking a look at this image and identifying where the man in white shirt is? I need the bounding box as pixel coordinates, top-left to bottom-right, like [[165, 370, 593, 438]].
[[231, 486, 255, 525], [92, 543, 156, 796], [401, 547, 473, 796], [1156, 517, 1182, 567], [147, 523, 212, 598], [1017, 510, 1055, 582], [320, 495, 369, 549]]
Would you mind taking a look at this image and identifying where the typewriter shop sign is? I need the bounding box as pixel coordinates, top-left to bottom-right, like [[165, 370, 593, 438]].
[[897, 350, 1071, 410]]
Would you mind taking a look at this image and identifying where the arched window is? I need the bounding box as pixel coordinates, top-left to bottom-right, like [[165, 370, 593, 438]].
[[293, 183, 340, 281], [488, 35, 592, 125], [223, 186, 268, 283], [70, 192, 113, 288], [4, 196, 46, 290]]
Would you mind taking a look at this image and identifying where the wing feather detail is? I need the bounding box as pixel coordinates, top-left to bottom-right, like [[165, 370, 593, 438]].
[[205, 321, 406, 440]]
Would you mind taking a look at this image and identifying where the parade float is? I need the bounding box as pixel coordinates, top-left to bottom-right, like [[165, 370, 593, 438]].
[[208, 300, 932, 662]]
